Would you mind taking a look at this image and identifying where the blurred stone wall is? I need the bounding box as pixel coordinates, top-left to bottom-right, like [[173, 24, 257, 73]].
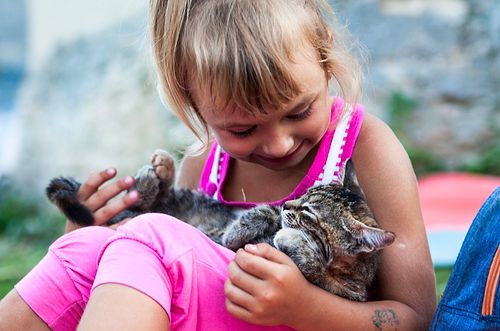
[[12, 0, 500, 196], [14, 15, 193, 194], [338, 0, 500, 169]]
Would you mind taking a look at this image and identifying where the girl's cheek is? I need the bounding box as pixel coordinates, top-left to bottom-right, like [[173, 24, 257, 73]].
[[216, 135, 256, 159]]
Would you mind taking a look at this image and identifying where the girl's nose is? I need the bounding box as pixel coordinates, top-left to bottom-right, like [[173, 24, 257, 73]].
[[261, 128, 294, 158]]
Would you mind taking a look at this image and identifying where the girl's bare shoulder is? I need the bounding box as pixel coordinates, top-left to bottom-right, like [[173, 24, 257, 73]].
[[353, 112, 409, 169], [176, 142, 213, 189]]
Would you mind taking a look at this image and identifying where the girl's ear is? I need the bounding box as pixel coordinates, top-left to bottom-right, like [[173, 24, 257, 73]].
[[342, 217, 396, 254]]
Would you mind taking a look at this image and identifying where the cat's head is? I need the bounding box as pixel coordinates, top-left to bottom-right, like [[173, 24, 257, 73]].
[[280, 182, 395, 265]]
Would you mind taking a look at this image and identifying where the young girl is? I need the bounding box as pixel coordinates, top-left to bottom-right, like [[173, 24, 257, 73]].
[[0, 0, 436, 330]]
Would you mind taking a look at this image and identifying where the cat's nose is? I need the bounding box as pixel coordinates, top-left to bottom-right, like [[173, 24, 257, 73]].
[[284, 199, 300, 209]]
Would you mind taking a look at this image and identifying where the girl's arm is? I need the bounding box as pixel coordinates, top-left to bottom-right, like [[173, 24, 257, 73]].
[[225, 114, 436, 330], [352, 113, 436, 328]]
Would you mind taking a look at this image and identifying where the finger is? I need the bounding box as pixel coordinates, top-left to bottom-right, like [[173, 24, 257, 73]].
[[108, 218, 132, 230], [224, 278, 255, 310], [78, 168, 117, 201], [85, 176, 135, 211], [234, 248, 281, 280], [93, 191, 140, 226], [224, 297, 253, 323], [244, 243, 293, 265], [227, 260, 261, 294]]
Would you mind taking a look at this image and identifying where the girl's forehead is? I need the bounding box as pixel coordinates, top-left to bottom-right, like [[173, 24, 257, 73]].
[[192, 46, 327, 119], [196, 88, 320, 126]]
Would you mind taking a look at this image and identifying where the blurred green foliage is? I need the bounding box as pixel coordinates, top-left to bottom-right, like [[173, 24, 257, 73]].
[[0, 176, 64, 243], [435, 266, 453, 301], [386, 91, 419, 137], [0, 176, 64, 298], [461, 145, 500, 176], [386, 90, 500, 176]]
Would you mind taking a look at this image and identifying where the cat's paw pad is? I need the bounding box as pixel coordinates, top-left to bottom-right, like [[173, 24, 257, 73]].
[[151, 149, 175, 183]]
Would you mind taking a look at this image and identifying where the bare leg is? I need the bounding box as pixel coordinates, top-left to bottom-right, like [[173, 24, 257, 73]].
[[78, 284, 170, 331], [0, 289, 50, 331]]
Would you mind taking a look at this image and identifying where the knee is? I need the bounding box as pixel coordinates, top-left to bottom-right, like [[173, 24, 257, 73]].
[[49, 226, 114, 258], [113, 213, 202, 257], [119, 213, 187, 236]]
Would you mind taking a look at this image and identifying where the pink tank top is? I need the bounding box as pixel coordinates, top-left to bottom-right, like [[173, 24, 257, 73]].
[[199, 97, 365, 208]]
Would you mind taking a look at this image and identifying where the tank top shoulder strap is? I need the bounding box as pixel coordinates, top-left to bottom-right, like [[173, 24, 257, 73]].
[[313, 100, 365, 186], [199, 141, 224, 198]]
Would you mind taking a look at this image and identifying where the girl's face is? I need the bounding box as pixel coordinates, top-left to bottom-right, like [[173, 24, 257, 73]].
[[193, 48, 332, 171]]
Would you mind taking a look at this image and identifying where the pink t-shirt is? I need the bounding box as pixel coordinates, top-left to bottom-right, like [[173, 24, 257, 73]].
[[199, 97, 365, 208]]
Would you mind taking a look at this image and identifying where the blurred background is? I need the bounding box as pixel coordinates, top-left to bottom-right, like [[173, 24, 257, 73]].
[[0, 0, 499, 299]]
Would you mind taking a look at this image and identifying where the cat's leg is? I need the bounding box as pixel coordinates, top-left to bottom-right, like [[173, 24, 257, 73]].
[[46, 177, 95, 226], [131, 165, 161, 211], [273, 228, 329, 291], [131, 150, 175, 211], [222, 206, 281, 251], [151, 149, 175, 187]]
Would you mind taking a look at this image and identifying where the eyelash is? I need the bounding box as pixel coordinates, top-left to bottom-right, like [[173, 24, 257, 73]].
[[228, 107, 312, 138], [229, 126, 257, 137], [287, 107, 312, 121]]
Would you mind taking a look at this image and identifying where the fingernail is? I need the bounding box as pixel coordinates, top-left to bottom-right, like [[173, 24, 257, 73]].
[[245, 244, 257, 252], [128, 191, 139, 199], [106, 168, 116, 176], [124, 176, 134, 185]]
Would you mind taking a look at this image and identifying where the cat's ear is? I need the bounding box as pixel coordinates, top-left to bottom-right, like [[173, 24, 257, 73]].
[[340, 160, 363, 196], [342, 218, 395, 254]]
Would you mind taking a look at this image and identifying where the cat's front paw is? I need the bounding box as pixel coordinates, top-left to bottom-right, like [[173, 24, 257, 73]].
[[46, 177, 94, 226], [273, 228, 304, 256], [151, 149, 175, 186], [222, 217, 248, 251], [134, 165, 161, 209], [222, 206, 280, 250]]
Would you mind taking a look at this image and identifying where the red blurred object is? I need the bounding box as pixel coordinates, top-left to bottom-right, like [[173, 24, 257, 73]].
[[419, 173, 500, 231]]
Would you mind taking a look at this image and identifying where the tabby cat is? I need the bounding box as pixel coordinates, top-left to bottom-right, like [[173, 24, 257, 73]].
[[46, 149, 395, 301]]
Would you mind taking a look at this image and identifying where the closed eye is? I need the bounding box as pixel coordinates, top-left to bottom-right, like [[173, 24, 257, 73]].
[[228, 125, 257, 138], [299, 205, 313, 213], [286, 107, 312, 121], [299, 207, 317, 220]]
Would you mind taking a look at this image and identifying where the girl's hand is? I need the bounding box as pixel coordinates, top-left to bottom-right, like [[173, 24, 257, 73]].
[[64, 168, 140, 233], [224, 243, 311, 326]]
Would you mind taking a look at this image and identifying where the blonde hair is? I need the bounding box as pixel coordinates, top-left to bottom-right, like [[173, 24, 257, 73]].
[[150, 0, 362, 145]]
